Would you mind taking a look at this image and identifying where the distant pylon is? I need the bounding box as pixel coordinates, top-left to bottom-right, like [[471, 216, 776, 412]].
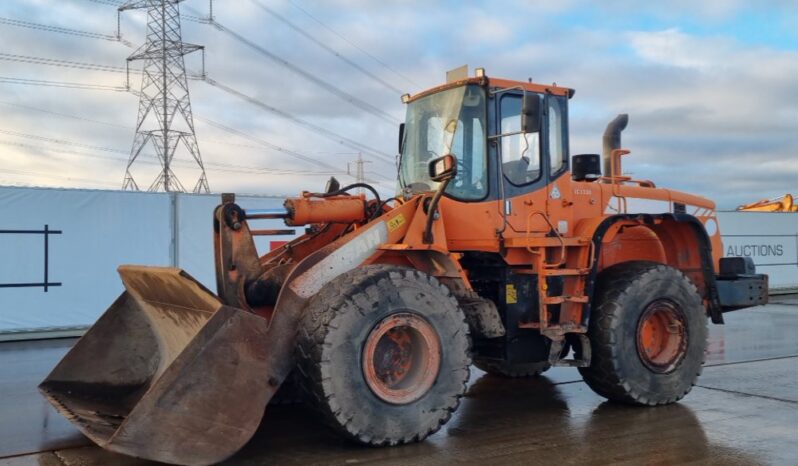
[[347, 152, 371, 194], [119, 0, 209, 193]]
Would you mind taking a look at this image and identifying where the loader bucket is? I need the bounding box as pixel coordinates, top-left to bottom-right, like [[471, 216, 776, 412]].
[[39, 266, 274, 466]]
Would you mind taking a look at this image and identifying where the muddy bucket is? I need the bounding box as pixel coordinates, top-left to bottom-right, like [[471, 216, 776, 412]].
[[39, 266, 274, 466]]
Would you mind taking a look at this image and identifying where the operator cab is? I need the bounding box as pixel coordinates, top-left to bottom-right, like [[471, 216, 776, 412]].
[[398, 67, 574, 203]]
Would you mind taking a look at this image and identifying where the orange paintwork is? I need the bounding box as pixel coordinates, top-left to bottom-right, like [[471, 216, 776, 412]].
[[637, 304, 685, 369], [427, 170, 718, 266], [275, 165, 720, 335], [738, 194, 798, 212], [268, 76, 724, 338], [428, 167, 718, 332], [284, 194, 367, 226], [487, 78, 572, 97]]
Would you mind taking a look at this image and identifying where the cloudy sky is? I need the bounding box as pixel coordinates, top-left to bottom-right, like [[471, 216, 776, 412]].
[[0, 0, 797, 209]]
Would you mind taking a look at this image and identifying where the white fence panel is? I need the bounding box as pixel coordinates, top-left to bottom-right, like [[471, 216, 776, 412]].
[[0, 188, 297, 336], [0, 187, 172, 333], [718, 211, 798, 291]]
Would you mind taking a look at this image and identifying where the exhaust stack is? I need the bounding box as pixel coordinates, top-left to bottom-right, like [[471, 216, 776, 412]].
[[602, 114, 629, 179]]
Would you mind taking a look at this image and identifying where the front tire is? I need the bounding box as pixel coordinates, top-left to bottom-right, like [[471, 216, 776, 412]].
[[295, 265, 471, 445], [579, 262, 708, 405]]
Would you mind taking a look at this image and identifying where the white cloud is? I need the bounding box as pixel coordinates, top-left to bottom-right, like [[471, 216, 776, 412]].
[[0, 0, 796, 208], [628, 28, 729, 69]]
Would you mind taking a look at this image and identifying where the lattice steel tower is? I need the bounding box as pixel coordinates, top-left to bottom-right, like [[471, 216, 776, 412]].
[[119, 0, 209, 193]]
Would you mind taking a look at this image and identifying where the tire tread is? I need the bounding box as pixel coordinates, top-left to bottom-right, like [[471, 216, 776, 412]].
[[579, 261, 707, 406], [295, 265, 471, 445]]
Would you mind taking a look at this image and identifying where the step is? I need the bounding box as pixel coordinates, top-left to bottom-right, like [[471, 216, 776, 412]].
[[542, 295, 589, 305], [512, 267, 589, 276], [517, 322, 588, 333], [538, 268, 590, 277], [547, 334, 592, 367]]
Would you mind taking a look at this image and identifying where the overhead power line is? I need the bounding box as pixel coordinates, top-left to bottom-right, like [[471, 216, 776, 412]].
[[286, 0, 421, 89], [86, 0, 125, 7], [0, 52, 127, 73], [0, 16, 133, 47], [0, 139, 129, 160], [0, 99, 391, 182], [249, 0, 403, 95], [0, 52, 204, 79], [0, 76, 128, 91], [0, 165, 120, 189], [88, 0, 207, 25], [0, 62, 395, 174], [196, 117, 391, 184], [207, 19, 399, 126], [0, 128, 128, 153], [0, 132, 388, 183], [196, 116, 339, 173], [0, 100, 129, 129], [0, 135, 309, 176], [0, 140, 344, 188], [204, 76, 395, 164]]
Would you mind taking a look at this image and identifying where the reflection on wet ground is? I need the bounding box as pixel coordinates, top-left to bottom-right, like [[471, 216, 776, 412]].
[[0, 339, 89, 459], [706, 302, 798, 365], [1, 302, 797, 465]]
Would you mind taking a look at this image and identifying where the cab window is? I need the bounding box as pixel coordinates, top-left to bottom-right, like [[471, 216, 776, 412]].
[[400, 84, 488, 200], [548, 96, 567, 174], [424, 117, 487, 199], [500, 95, 540, 185]]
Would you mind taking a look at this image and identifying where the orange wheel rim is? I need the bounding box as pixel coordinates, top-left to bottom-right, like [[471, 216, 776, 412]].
[[362, 313, 441, 404], [636, 300, 687, 373]]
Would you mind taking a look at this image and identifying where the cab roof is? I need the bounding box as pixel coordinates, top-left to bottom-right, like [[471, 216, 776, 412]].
[[406, 76, 574, 103]]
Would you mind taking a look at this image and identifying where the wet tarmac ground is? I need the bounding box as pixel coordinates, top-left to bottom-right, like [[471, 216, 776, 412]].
[[2, 299, 798, 466]]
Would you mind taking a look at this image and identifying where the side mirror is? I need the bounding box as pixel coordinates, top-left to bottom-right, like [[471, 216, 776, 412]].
[[398, 123, 405, 154], [521, 93, 542, 134], [428, 154, 457, 182]]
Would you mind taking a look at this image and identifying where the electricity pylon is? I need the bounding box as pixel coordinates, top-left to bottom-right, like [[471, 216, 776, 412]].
[[347, 152, 371, 195], [119, 0, 209, 193]]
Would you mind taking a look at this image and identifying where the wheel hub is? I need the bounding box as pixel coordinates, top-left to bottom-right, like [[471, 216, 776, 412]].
[[636, 300, 688, 373], [362, 313, 441, 404]]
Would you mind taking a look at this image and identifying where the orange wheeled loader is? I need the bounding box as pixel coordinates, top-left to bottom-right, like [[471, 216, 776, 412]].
[[40, 69, 767, 465]]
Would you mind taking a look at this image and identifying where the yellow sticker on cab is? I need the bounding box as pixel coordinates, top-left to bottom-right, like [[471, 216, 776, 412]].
[[387, 213, 406, 232], [506, 284, 518, 304]]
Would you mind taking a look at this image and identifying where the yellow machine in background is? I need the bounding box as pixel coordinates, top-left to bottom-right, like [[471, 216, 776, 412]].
[[738, 194, 798, 212]]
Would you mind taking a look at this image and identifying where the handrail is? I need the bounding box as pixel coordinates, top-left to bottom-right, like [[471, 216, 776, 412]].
[[525, 210, 566, 268]]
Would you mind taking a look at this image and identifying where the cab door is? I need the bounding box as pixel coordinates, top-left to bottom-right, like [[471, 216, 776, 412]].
[[496, 91, 550, 235], [543, 95, 572, 236]]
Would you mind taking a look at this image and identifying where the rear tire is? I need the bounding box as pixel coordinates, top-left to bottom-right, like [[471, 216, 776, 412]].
[[579, 262, 708, 405], [472, 358, 550, 378], [295, 265, 471, 446]]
